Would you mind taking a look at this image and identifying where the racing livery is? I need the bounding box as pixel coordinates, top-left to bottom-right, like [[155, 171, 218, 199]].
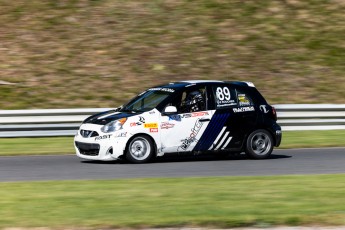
[[75, 80, 282, 163]]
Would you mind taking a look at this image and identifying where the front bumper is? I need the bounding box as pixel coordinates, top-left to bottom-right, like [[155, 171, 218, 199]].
[[74, 124, 128, 161]]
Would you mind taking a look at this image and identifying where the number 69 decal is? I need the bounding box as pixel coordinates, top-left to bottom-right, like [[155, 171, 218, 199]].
[[216, 87, 231, 101]]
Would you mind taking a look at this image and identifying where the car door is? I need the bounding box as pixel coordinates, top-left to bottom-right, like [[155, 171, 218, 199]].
[[192, 83, 258, 151], [159, 85, 213, 153], [193, 84, 239, 151]]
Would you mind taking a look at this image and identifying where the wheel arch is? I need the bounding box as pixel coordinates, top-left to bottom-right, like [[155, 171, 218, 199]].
[[124, 133, 158, 157]]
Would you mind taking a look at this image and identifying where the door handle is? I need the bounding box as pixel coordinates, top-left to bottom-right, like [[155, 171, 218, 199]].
[[199, 118, 210, 122]]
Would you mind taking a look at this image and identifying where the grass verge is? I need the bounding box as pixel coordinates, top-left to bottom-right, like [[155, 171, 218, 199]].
[[0, 130, 344, 156], [0, 175, 344, 228], [0, 137, 74, 156], [279, 130, 345, 149]]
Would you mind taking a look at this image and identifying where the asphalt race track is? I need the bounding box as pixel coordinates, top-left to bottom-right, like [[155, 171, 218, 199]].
[[0, 148, 344, 182]]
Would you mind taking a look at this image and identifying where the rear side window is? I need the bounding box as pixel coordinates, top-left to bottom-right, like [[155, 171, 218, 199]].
[[212, 85, 237, 108], [236, 90, 254, 107]]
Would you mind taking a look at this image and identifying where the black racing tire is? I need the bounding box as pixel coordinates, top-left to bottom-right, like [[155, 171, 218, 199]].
[[125, 135, 155, 163], [245, 129, 273, 159]]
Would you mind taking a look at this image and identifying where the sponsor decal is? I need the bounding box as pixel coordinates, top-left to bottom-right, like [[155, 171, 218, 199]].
[[116, 132, 127, 137], [169, 111, 209, 121], [144, 123, 158, 128], [150, 128, 158, 133], [161, 122, 175, 129], [233, 106, 255, 113], [95, 134, 112, 141], [149, 111, 156, 114], [238, 94, 251, 106], [148, 87, 175, 93], [130, 116, 146, 127], [276, 130, 282, 135], [216, 87, 236, 107], [168, 115, 181, 121], [179, 119, 204, 151], [260, 105, 269, 113], [191, 111, 209, 117], [217, 102, 236, 108], [139, 116, 145, 123]]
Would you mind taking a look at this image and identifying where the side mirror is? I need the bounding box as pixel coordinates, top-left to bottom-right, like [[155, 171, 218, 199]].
[[163, 106, 177, 115]]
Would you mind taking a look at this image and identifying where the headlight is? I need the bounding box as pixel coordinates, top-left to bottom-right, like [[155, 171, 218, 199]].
[[101, 118, 127, 133]]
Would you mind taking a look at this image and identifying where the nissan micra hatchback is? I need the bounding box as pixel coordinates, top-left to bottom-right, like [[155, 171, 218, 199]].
[[75, 80, 282, 163]]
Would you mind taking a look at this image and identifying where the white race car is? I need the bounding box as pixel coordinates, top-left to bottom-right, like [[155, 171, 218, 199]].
[[75, 80, 281, 163]]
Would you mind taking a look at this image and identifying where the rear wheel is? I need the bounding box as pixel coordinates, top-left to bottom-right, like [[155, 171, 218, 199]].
[[245, 129, 273, 159], [126, 135, 154, 163]]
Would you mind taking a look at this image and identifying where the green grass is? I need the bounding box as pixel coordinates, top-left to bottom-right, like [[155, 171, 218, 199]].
[[280, 130, 345, 149], [0, 175, 344, 228], [0, 130, 344, 156], [0, 137, 74, 156], [0, 0, 345, 109]]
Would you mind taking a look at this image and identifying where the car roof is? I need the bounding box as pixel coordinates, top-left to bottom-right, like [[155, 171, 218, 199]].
[[157, 80, 256, 89]]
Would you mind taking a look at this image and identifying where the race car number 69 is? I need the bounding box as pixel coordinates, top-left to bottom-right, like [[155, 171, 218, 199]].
[[216, 87, 231, 101]]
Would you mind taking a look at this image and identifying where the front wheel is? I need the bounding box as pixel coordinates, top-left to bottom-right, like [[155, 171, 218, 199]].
[[126, 135, 154, 163], [245, 129, 273, 159]]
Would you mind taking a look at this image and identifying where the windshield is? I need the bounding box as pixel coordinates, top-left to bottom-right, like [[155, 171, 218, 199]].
[[120, 88, 173, 112]]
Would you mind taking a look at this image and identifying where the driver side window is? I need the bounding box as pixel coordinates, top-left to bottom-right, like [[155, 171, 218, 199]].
[[167, 87, 207, 113]]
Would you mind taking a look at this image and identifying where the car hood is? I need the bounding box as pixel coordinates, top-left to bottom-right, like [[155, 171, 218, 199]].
[[83, 109, 141, 125]]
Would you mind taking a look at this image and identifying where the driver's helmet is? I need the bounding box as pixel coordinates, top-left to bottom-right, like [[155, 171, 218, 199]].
[[183, 90, 205, 112]]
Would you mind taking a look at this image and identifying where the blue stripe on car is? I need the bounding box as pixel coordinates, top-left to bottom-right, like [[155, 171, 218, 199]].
[[193, 112, 230, 151]]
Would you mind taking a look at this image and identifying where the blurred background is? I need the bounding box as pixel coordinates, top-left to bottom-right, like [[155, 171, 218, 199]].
[[1, 0, 344, 110]]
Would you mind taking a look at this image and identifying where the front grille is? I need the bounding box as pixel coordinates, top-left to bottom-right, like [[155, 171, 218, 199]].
[[80, 129, 99, 138], [75, 141, 100, 156]]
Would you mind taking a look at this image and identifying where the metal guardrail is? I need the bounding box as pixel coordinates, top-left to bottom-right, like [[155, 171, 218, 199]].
[[0, 104, 344, 137], [0, 108, 112, 138], [275, 104, 345, 131]]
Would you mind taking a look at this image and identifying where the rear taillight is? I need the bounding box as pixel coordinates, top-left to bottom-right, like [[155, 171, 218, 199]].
[[272, 106, 277, 121]]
